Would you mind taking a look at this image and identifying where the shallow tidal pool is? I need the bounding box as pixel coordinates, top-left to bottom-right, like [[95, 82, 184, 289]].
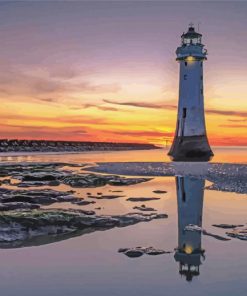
[[0, 173, 246, 296], [0, 148, 246, 296]]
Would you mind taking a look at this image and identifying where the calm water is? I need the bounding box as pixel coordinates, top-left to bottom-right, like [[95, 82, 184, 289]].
[[0, 146, 246, 164], [0, 148, 246, 296]]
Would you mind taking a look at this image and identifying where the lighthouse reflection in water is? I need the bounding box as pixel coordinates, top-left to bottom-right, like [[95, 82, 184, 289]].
[[174, 176, 205, 282]]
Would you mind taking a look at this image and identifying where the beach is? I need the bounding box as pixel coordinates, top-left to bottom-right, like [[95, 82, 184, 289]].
[[0, 147, 246, 295]]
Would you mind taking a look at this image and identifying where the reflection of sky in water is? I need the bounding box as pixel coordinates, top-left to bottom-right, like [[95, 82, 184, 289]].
[[0, 147, 246, 163], [0, 152, 246, 295]]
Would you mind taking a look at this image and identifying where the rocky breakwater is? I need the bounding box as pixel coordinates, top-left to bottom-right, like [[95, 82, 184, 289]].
[[0, 139, 159, 153]]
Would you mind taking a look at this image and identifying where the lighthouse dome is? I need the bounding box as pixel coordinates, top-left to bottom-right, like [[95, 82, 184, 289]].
[[181, 25, 202, 46]]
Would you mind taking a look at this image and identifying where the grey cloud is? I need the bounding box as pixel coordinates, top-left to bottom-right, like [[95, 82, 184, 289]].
[[70, 103, 118, 112], [103, 99, 177, 110]]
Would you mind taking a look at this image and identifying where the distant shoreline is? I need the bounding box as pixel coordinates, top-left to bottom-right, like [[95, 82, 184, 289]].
[[0, 139, 161, 155]]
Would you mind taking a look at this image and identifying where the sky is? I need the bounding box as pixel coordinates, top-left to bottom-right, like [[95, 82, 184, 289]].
[[0, 0, 246, 146]]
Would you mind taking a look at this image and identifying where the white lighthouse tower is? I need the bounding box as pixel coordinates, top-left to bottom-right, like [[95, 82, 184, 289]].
[[168, 24, 213, 161], [174, 176, 205, 281]]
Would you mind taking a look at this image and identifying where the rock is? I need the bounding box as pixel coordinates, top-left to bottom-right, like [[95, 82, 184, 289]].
[[185, 224, 231, 241], [212, 224, 244, 229], [0, 188, 79, 205], [0, 140, 159, 154], [226, 228, 247, 240], [1, 179, 11, 185], [72, 200, 96, 206], [115, 213, 168, 226], [153, 190, 167, 194], [62, 174, 108, 188], [133, 205, 157, 212], [48, 180, 60, 186], [184, 224, 203, 232], [203, 231, 230, 241], [0, 202, 40, 211], [0, 209, 168, 248], [17, 182, 45, 188], [118, 246, 172, 258], [127, 197, 160, 202], [118, 248, 129, 253], [74, 209, 95, 216], [61, 174, 151, 188], [124, 249, 144, 258], [107, 177, 151, 186], [22, 174, 57, 182], [88, 195, 125, 200], [0, 164, 73, 188], [145, 247, 172, 255]]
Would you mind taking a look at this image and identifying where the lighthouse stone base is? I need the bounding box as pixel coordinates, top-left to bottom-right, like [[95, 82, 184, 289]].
[[168, 135, 214, 162]]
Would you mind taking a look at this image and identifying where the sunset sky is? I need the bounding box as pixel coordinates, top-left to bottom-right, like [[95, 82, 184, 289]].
[[0, 1, 246, 146]]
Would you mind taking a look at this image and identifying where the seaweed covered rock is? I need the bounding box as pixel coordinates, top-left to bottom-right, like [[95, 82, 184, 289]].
[[127, 197, 160, 202], [153, 190, 167, 194], [133, 205, 157, 212], [61, 174, 151, 188], [213, 224, 244, 229], [0, 188, 78, 205], [0, 202, 40, 211], [118, 246, 172, 258], [0, 209, 168, 248], [226, 228, 247, 240], [88, 194, 125, 200], [71, 200, 96, 206], [185, 224, 230, 241]]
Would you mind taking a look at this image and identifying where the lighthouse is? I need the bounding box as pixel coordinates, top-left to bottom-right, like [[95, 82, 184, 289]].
[[168, 24, 213, 161], [174, 176, 205, 281]]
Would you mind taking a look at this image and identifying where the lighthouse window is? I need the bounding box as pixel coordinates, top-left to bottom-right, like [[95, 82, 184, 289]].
[[201, 62, 203, 67], [182, 191, 186, 202], [201, 88, 203, 94], [185, 62, 187, 66], [183, 74, 187, 80], [183, 108, 187, 118], [201, 75, 203, 80]]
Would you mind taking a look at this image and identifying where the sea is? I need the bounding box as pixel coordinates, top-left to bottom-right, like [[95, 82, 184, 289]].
[[0, 146, 246, 296]]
